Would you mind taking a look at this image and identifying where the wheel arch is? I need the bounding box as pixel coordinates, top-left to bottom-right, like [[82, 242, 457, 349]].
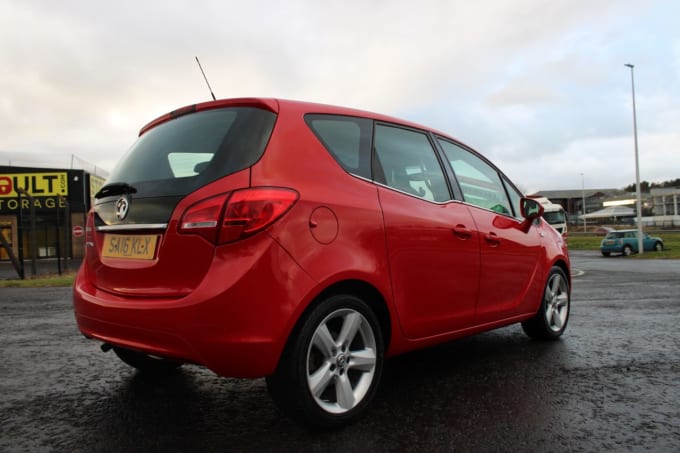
[[287, 279, 392, 357], [266, 278, 390, 427], [552, 258, 571, 291]]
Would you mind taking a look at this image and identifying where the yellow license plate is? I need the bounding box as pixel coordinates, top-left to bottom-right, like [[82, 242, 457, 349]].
[[101, 234, 159, 260]]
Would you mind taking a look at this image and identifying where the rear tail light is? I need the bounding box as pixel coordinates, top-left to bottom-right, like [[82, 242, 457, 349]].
[[179, 187, 299, 244], [85, 210, 95, 241], [179, 194, 227, 243], [85, 210, 95, 253]]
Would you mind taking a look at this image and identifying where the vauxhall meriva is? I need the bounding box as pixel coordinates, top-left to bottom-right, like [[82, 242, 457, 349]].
[[73, 98, 571, 427]]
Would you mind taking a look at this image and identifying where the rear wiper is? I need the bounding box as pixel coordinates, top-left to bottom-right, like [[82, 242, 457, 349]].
[[94, 182, 138, 199]]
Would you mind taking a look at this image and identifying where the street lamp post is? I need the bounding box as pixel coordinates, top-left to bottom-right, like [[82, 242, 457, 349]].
[[625, 63, 644, 254], [581, 173, 587, 232]]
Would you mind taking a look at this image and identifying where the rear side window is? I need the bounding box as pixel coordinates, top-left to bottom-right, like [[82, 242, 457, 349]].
[[305, 114, 373, 179], [374, 125, 450, 202], [105, 107, 276, 197]]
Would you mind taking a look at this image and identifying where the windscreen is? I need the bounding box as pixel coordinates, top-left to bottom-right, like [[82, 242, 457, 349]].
[[104, 107, 276, 197], [543, 210, 566, 225]]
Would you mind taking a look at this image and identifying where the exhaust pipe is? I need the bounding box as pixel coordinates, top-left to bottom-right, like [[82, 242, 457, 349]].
[[100, 343, 113, 352]]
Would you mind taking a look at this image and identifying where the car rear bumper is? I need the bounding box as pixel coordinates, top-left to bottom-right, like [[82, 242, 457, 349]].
[[73, 236, 317, 378]]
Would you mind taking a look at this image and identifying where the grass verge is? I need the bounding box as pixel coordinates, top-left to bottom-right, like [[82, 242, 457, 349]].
[[0, 272, 76, 288], [568, 231, 680, 259]]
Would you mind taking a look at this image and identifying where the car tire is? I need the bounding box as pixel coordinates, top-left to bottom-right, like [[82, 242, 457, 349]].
[[601, 251, 610, 257], [521, 266, 570, 340], [654, 242, 663, 252], [266, 294, 384, 428], [623, 245, 633, 256], [113, 347, 182, 375]]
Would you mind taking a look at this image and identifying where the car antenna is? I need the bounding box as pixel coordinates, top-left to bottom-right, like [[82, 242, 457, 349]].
[[195, 56, 216, 101]]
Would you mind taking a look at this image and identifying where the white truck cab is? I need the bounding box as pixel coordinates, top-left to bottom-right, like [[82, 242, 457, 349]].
[[531, 196, 568, 237]]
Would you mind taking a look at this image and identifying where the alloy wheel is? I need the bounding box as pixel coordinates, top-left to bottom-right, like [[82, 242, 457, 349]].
[[306, 308, 378, 414], [544, 273, 569, 333]]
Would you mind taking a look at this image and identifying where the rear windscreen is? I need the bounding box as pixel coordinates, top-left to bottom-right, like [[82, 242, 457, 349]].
[[104, 107, 276, 197]]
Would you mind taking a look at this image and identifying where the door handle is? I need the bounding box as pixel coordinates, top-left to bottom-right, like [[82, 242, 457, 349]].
[[452, 225, 473, 240], [485, 232, 501, 246]]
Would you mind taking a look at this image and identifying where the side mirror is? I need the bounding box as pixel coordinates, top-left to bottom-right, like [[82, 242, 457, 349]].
[[521, 197, 544, 220], [518, 198, 544, 233]]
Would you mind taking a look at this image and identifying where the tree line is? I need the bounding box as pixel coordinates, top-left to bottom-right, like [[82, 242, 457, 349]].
[[624, 178, 680, 193]]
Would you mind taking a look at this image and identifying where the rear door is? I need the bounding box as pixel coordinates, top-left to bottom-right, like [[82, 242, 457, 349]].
[[437, 138, 543, 323], [375, 124, 480, 339]]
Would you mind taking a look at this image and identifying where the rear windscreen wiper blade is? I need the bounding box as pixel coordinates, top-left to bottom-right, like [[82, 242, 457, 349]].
[[95, 182, 137, 199]]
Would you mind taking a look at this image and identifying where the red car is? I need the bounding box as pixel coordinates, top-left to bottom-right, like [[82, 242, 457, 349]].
[[73, 98, 571, 427]]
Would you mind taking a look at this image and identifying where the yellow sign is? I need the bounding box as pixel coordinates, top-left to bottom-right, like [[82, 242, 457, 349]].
[[0, 173, 69, 198], [89, 174, 106, 200], [0, 197, 67, 211]]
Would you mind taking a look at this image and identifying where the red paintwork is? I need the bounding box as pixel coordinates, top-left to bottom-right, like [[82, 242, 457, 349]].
[[73, 98, 570, 378]]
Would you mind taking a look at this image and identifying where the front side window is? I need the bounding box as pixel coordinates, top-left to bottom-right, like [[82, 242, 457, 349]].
[[374, 125, 450, 202], [438, 139, 512, 215], [502, 175, 523, 218]]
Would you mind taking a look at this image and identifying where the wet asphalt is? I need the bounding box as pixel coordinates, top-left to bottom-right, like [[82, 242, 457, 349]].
[[1, 250, 679, 452]]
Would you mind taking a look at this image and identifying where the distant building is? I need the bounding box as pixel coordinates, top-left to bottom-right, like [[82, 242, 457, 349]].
[[532, 187, 678, 228], [529, 189, 627, 221], [650, 187, 680, 227], [0, 165, 105, 263]]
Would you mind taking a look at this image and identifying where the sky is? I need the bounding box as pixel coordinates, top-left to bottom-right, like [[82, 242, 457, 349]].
[[1, 0, 679, 194]]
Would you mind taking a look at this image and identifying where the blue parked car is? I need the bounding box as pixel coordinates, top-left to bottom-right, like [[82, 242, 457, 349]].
[[600, 229, 664, 256]]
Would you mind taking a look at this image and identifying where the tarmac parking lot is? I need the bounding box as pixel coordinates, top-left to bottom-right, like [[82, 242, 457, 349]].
[[1, 250, 679, 452]]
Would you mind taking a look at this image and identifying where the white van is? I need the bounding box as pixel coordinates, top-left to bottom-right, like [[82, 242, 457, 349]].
[[531, 197, 568, 237]]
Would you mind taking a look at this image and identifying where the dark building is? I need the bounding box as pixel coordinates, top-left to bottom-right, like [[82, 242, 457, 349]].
[[0, 165, 105, 265]]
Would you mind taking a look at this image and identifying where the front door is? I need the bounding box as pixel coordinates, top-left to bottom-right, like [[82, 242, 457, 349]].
[[437, 138, 543, 324]]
